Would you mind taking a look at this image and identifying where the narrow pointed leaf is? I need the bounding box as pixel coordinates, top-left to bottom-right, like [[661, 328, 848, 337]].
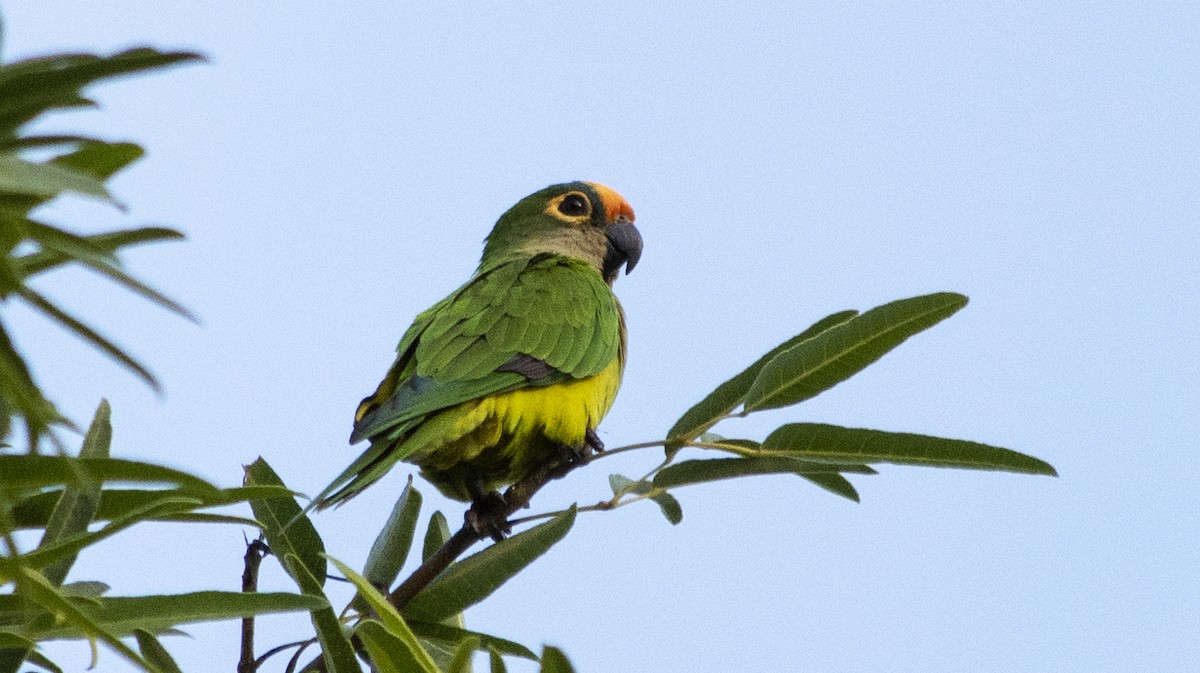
[[76, 260, 195, 321], [361, 480, 422, 597], [17, 569, 152, 672], [133, 630, 182, 673], [406, 620, 537, 661], [15, 286, 159, 391], [52, 141, 143, 181], [22, 650, 64, 673], [539, 647, 576, 673], [762, 423, 1058, 475], [649, 491, 683, 525], [654, 457, 875, 489], [38, 401, 111, 585], [357, 620, 435, 673], [0, 456, 219, 494], [490, 648, 508, 673], [0, 49, 204, 130], [422, 511, 451, 561], [667, 309, 858, 446], [281, 554, 360, 673], [403, 507, 577, 623], [16, 227, 184, 277], [799, 473, 861, 502], [744, 293, 968, 411], [11, 485, 292, 529], [26, 591, 325, 638], [0, 155, 108, 199], [326, 556, 439, 673], [447, 637, 481, 673], [245, 458, 326, 588], [24, 221, 118, 268], [21, 497, 200, 570]]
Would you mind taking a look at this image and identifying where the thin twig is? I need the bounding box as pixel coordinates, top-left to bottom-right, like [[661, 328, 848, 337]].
[[254, 639, 313, 669], [238, 536, 269, 673]]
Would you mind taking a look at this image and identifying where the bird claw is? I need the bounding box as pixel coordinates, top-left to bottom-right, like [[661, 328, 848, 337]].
[[466, 491, 511, 541], [585, 427, 605, 454], [548, 430, 603, 480]]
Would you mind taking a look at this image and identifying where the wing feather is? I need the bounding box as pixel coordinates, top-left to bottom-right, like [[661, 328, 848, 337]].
[[318, 256, 621, 510]]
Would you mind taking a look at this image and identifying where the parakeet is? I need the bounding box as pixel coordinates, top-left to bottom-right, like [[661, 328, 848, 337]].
[[312, 181, 641, 533]]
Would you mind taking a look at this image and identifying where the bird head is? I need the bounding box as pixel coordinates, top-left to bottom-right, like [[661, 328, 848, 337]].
[[481, 181, 643, 285]]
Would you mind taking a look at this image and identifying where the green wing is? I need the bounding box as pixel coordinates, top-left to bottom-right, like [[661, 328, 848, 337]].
[[312, 255, 620, 509]]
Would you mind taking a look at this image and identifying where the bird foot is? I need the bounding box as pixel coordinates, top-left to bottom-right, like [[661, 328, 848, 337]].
[[548, 429, 604, 479], [585, 427, 605, 454], [466, 491, 511, 541]]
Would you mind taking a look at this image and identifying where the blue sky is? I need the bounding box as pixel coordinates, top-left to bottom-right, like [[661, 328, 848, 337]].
[[5, 2, 1198, 672]]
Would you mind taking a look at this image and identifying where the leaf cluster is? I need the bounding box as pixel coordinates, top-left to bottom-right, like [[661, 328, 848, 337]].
[[0, 45, 201, 450], [1, 402, 318, 673], [589, 293, 1056, 527], [0, 32, 1058, 673]]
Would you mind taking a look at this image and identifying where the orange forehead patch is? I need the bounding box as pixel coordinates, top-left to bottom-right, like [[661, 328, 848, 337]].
[[585, 182, 635, 222]]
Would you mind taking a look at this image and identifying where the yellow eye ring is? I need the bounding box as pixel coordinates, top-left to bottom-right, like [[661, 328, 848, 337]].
[[546, 191, 592, 221]]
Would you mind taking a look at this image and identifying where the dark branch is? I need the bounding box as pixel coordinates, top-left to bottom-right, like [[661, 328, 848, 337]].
[[238, 537, 270, 673]]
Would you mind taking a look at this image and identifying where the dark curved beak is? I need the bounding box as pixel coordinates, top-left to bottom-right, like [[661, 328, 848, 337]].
[[603, 217, 643, 282]]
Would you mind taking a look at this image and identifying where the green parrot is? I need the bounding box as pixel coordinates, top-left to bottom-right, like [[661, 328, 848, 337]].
[[312, 181, 642, 533]]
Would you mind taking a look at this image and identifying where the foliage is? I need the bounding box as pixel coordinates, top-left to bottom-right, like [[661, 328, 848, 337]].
[[0, 45, 201, 450], [0, 35, 1055, 673]]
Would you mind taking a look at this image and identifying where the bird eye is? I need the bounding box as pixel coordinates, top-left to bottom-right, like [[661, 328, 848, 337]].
[[557, 193, 590, 217]]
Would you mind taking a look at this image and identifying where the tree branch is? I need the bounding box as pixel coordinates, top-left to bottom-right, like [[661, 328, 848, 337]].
[[238, 537, 269, 673]]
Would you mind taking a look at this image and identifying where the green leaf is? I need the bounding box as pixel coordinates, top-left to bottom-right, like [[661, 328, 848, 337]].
[[0, 49, 204, 133], [0, 155, 108, 199], [446, 636, 481, 673], [403, 507, 577, 623], [762, 423, 1058, 475], [15, 226, 184, 277], [356, 620, 436, 673], [798, 473, 861, 502], [422, 511, 451, 562], [133, 630, 182, 673], [25, 591, 325, 638], [0, 323, 62, 452], [649, 491, 683, 525], [539, 646, 576, 673], [74, 257, 195, 321], [406, 620, 536, 661], [608, 473, 650, 496], [22, 650, 65, 673], [11, 485, 292, 530], [14, 286, 160, 392], [743, 293, 968, 411], [37, 401, 111, 586], [654, 457, 875, 489], [15, 568, 152, 672], [281, 554, 360, 673], [0, 456, 219, 494], [59, 581, 110, 597], [326, 556, 439, 673], [0, 633, 35, 673], [667, 309, 859, 447], [20, 497, 200, 571], [52, 141, 143, 181], [361, 480, 422, 597], [489, 648, 507, 673], [244, 458, 326, 589]]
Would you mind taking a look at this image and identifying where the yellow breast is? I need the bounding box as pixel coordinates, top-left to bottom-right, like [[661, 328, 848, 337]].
[[410, 357, 623, 499]]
